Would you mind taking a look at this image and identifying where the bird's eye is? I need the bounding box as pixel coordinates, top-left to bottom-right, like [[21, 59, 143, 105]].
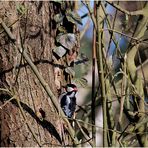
[[67, 87, 73, 92]]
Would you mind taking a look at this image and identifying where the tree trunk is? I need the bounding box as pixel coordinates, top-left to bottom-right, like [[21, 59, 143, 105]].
[[0, 1, 76, 146]]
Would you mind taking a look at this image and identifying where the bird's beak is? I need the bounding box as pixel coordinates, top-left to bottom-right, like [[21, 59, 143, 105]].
[[74, 87, 78, 92]]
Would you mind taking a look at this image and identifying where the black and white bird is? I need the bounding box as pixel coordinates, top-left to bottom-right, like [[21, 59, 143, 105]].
[[59, 84, 78, 118]]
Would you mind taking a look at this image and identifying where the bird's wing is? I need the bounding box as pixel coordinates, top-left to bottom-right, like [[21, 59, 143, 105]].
[[68, 97, 76, 117]]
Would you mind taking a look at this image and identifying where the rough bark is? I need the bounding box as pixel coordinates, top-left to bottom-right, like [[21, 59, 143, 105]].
[[0, 1, 75, 146]]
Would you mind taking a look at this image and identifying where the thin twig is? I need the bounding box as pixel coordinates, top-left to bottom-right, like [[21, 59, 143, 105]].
[[51, 112, 147, 135], [81, 1, 97, 30], [0, 96, 16, 110], [75, 121, 93, 147], [0, 19, 16, 41], [80, 20, 90, 39], [100, 2, 124, 60], [106, 1, 148, 16], [106, 1, 119, 58], [91, 1, 96, 146], [0, 13, 25, 34], [0, 88, 12, 95], [119, 55, 127, 123], [101, 28, 139, 41], [96, 2, 108, 146]]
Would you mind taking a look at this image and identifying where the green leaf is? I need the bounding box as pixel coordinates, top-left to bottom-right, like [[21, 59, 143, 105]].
[[54, 13, 64, 23], [66, 9, 83, 25], [65, 67, 75, 76], [57, 26, 67, 33], [53, 46, 67, 58], [56, 33, 77, 50], [81, 125, 90, 137], [16, 4, 27, 15]]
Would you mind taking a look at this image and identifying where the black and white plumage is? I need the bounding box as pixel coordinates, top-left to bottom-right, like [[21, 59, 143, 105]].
[[59, 84, 77, 118]]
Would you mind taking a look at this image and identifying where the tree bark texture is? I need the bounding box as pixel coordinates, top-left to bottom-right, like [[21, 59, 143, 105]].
[[0, 1, 76, 146]]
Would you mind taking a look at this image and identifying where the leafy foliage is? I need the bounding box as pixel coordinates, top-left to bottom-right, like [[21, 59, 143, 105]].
[[16, 4, 27, 15], [53, 46, 67, 58], [54, 13, 64, 23], [56, 33, 77, 50], [66, 9, 83, 25], [65, 67, 75, 76]]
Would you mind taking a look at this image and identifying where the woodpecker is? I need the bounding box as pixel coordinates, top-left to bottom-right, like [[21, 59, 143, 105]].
[[59, 84, 78, 118]]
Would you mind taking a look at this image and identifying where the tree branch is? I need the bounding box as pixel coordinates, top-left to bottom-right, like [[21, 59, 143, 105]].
[[96, 2, 108, 147]]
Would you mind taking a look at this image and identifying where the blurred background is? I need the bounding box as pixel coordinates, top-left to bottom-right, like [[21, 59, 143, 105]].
[[73, 1, 148, 146]]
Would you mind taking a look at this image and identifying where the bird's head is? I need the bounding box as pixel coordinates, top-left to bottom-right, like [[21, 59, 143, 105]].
[[65, 84, 78, 93]]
